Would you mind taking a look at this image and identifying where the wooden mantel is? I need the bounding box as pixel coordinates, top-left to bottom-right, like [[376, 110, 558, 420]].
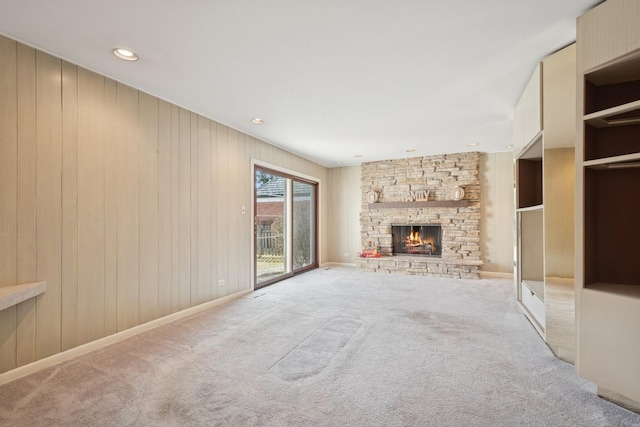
[[369, 200, 470, 209], [0, 281, 46, 311]]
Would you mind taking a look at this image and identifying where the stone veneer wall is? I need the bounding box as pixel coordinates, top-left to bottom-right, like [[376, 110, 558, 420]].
[[358, 152, 482, 279]]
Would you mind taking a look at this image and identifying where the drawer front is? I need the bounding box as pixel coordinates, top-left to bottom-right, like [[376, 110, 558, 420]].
[[521, 282, 546, 330]]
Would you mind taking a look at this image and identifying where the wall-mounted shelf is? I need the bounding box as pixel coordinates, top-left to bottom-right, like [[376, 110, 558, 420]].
[[583, 152, 640, 168], [584, 100, 640, 127], [586, 283, 640, 299], [516, 204, 544, 213], [0, 281, 46, 311], [368, 200, 470, 209]]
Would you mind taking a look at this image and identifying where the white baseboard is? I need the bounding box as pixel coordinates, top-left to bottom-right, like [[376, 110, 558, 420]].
[[480, 271, 514, 279], [0, 289, 251, 387]]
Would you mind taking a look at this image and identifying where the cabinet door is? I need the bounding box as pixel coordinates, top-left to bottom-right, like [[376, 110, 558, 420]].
[[513, 64, 542, 152], [542, 44, 576, 149]]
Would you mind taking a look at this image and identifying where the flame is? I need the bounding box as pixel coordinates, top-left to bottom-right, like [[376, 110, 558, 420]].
[[405, 231, 435, 250]]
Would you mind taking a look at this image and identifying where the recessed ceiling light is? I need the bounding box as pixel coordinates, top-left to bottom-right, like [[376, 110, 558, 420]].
[[112, 48, 139, 61], [467, 142, 480, 147], [506, 144, 514, 149], [354, 154, 364, 158], [406, 148, 416, 153], [251, 118, 264, 124]]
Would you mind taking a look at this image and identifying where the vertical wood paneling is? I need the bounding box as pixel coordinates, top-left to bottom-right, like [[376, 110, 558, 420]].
[[103, 78, 118, 336], [16, 44, 37, 366], [544, 148, 575, 278], [480, 153, 498, 273], [116, 83, 139, 331], [326, 166, 361, 265], [139, 93, 159, 323], [77, 68, 105, 345], [189, 113, 199, 305], [158, 100, 172, 317], [227, 129, 239, 294], [578, 0, 640, 72], [197, 116, 212, 303], [0, 36, 18, 373], [216, 124, 229, 297], [244, 137, 252, 289], [170, 105, 181, 313], [494, 153, 514, 273], [237, 133, 248, 291], [209, 122, 218, 297], [178, 108, 191, 310], [0, 35, 333, 376], [61, 61, 79, 351], [246, 137, 257, 290], [35, 51, 63, 359]]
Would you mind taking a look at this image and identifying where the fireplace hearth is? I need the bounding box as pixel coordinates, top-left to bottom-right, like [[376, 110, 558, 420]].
[[392, 224, 442, 257]]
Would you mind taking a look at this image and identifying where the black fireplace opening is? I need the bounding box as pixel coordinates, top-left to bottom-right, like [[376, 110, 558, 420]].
[[392, 224, 442, 257]]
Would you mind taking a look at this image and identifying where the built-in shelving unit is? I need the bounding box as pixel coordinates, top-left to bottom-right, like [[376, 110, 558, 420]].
[[576, 0, 640, 412], [582, 55, 640, 295], [513, 44, 578, 362], [516, 131, 546, 335]]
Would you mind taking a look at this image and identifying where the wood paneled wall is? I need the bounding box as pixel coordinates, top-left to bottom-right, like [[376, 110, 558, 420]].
[[577, 0, 640, 73], [544, 148, 575, 278], [0, 35, 328, 374], [326, 166, 361, 263], [480, 152, 515, 273]]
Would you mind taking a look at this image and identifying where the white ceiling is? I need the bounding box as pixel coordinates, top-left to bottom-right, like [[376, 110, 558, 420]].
[[0, 0, 601, 167]]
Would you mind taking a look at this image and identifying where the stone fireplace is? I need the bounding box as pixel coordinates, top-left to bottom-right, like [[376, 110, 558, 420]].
[[358, 152, 481, 279]]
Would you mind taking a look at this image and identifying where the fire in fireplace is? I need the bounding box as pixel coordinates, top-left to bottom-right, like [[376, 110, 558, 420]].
[[392, 224, 442, 257]]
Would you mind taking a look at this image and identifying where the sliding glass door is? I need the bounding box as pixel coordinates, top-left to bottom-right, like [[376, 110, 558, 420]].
[[254, 167, 317, 288], [293, 181, 315, 270]]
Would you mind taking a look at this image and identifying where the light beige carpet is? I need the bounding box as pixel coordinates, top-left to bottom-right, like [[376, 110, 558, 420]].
[[1, 266, 639, 426]]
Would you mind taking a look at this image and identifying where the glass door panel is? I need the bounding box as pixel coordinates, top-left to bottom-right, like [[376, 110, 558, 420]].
[[293, 181, 316, 271], [255, 171, 288, 286]]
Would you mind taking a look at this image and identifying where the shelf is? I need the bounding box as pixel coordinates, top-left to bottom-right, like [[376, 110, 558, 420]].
[[515, 130, 543, 160], [584, 100, 640, 127], [0, 281, 46, 311], [584, 69, 640, 114], [583, 152, 640, 169], [516, 204, 543, 212], [584, 283, 640, 300], [584, 122, 640, 161], [585, 49, 640, 86], [368, 200, 470, 209]]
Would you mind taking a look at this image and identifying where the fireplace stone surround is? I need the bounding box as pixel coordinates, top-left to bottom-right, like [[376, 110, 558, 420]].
[[358, 152, 481, 279]]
